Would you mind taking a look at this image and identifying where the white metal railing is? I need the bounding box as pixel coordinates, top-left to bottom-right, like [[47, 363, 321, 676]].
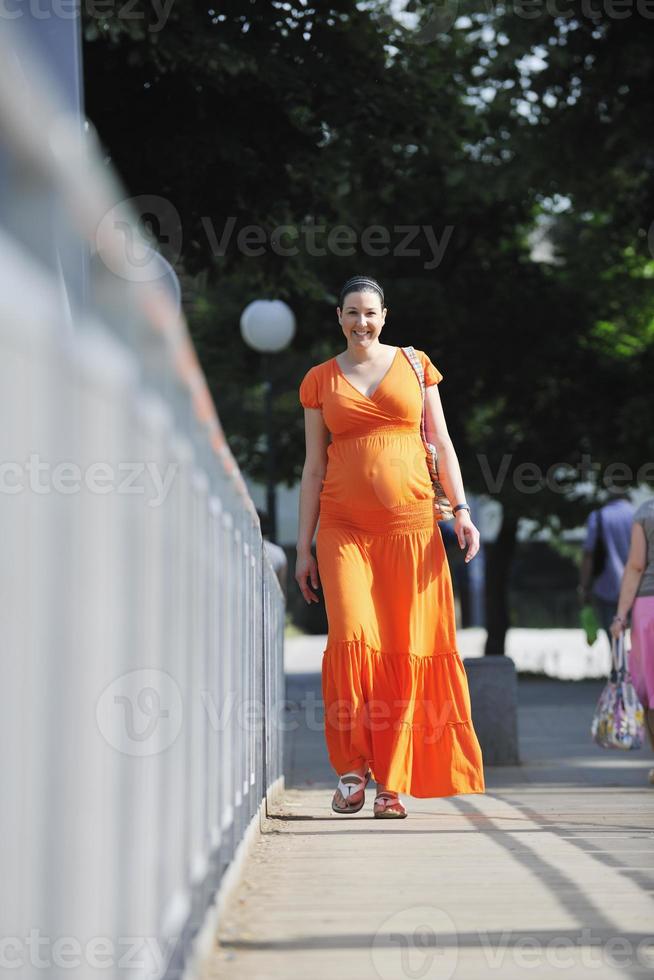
[[0, 25, 285, 980]]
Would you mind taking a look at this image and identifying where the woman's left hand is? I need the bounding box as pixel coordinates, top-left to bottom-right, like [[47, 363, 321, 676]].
[[455, 511, 480, 563]]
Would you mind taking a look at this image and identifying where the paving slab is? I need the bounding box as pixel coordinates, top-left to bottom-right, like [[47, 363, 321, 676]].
[[198, 662, 654, 980]]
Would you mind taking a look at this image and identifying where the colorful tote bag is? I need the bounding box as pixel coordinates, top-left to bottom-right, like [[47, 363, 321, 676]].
[[591, 632, 645, 750]]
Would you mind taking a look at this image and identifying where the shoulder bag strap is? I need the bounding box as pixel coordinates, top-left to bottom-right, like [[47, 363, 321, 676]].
[[401, 346, 428, 444], [401, 346, 454, 521]]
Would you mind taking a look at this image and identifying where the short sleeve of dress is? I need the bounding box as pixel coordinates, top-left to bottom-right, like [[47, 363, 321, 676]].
[[418, 350, 443, 387], [299, 366, 321, 409], [634, 501, 653, 529]]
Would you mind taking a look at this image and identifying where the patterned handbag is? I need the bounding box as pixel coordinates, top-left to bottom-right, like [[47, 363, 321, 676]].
[[401, 346, 454, 522], [591, 632, 645, 750]]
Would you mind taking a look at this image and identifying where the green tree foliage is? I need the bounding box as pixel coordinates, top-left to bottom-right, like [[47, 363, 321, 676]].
[[83, 2, 654, 652]]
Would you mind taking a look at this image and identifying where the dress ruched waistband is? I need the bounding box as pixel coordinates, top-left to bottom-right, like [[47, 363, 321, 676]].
[[331, 424, 416, 442], [318, 497, 436, 534]]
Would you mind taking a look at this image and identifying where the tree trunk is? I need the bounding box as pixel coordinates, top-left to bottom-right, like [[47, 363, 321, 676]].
[[484, 511, 519, 656]]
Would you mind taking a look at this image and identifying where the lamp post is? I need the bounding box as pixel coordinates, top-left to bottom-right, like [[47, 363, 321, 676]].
[[240, 300, 295, 544]]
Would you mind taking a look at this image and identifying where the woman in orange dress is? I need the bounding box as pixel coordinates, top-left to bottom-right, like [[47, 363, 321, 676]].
[[296, 275, 485, 818]]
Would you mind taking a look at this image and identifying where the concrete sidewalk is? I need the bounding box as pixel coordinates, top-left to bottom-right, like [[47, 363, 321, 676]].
[[199, 657, 654, 980]]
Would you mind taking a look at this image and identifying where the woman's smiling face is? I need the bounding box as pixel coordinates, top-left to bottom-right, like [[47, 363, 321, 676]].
[[337, 289, 387, 347]]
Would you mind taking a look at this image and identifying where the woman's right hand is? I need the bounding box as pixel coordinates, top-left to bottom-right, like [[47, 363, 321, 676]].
[[295, 550, 321, 604], [610, 614, 626, 641]]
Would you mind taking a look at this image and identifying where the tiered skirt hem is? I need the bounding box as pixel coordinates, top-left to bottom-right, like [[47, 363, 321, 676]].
[[322, 638, 486, 798]]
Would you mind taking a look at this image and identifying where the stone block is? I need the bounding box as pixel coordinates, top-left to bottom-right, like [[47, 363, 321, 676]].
[[463, 655, 520, 765]]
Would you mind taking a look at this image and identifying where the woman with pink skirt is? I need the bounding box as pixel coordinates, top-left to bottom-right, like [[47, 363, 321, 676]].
[[611, 497, 654, 785]]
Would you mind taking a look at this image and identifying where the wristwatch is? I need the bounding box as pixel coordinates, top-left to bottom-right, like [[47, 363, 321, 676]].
[[453, 503, 471, 515]]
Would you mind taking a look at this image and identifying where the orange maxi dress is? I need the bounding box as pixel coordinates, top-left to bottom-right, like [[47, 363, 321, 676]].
[[299, 346, 485, 798]]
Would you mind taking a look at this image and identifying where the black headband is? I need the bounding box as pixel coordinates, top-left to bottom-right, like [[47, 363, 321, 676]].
[[339, 277, 385, 308]]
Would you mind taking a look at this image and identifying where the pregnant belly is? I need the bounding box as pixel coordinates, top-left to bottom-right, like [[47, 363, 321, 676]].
[[320, 434, 434, 510]]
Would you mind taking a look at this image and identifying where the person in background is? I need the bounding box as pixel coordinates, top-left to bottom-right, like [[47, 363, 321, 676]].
[[256, 508, 288, 602], [611, 496, 654, 786], [578, 488, 634, 644]]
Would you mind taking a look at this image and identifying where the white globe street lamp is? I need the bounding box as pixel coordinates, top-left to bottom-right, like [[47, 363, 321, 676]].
[[240, 300, 295, 351], [240, 299, 296, 543]]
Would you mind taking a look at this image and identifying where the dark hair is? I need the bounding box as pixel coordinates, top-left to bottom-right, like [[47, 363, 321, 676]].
[[338, 275, 385, 310], [604, 486, 632, 501]]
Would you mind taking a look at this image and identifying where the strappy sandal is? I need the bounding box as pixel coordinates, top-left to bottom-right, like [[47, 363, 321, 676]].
[[331, 769, 372, 814], [373, 791, 407, 819]]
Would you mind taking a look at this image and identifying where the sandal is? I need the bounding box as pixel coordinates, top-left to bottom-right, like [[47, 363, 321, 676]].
[[331, 769, 372, 814], [373, 791, 407, 819]]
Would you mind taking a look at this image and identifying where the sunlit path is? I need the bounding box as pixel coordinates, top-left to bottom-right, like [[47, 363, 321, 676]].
[[199, 672, 654, 980]]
